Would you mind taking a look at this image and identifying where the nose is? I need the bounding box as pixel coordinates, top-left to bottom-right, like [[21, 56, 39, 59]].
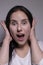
[[17, 24, 22, 32]]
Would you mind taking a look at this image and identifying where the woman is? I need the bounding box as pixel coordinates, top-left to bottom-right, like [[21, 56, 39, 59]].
[[0, 6, 43, 65]]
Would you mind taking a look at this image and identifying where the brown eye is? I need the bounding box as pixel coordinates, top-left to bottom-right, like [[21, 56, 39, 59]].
[[10, 20, 17, 25], [12, 22, 17, 25], [22, 20, 27, 25]]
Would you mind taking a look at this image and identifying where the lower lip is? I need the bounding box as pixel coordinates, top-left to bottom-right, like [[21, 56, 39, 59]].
[[17, 37, 24, 41]]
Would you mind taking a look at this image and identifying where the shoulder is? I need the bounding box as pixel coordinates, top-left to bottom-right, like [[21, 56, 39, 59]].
[[38, 41, 43, 51]]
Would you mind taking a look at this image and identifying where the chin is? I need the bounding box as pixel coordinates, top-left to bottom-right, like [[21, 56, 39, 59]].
[[16, 41, 27, 48]]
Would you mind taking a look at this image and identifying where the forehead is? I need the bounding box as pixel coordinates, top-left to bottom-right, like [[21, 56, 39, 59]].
[[10, 10, 28, 20]]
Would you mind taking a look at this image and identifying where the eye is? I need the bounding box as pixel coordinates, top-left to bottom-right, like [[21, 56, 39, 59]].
[[10, 20, 17, 25], [22, 20, 27, 25]]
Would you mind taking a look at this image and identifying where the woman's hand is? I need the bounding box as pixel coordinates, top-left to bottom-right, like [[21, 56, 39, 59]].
[[0, 21, 12, 43], [0, 21, 12, 64], [30, 19, 37, 41], [29, 19, 43, 64]]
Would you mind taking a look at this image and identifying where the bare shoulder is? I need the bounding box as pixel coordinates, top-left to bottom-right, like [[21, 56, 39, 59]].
[[38, 41, 43, 51]]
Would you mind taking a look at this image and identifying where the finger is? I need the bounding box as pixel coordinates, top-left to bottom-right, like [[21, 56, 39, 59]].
[[32, 19, 37, 30], [0, 21, 8, 32]]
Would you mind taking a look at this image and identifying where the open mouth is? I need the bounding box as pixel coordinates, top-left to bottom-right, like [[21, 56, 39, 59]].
[[16, 34, 25, 41], [17, 34, 24, 37]]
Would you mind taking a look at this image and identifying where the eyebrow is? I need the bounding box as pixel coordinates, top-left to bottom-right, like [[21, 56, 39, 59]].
[[10, 19, 28, 23], [10, 19, 16, 21], [21, 19, 28, 21]]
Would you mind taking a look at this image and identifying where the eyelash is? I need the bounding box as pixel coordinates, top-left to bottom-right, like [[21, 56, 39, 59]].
[[22, 21, 27, 24], [12, 21, 17, 25], [11, 20, 27, 25]]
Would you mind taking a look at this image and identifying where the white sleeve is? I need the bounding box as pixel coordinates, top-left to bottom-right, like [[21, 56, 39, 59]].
[[38, 41, 43, 51], [4, 63, 8, 65], [38, 59, 43, 65], [32, 59, 43, 65], [0, 63, 8, 65]]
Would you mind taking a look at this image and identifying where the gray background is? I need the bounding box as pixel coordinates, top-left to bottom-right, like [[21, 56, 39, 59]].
[[0, 0, 43, 43]]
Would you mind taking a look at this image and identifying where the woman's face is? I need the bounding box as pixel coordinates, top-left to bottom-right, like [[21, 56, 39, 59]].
[[9, 10, 31, 46]]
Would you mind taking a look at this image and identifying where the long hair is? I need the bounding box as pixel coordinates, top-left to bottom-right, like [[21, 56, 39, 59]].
[[5, 5, 33, 62]]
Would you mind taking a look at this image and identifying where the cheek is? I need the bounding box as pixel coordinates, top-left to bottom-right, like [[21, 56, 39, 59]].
[[26, 28, 31, 36], [9, 26, 16, 38], [24, 26, 31, 38]]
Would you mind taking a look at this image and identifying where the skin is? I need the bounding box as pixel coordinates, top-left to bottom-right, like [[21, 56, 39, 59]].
[[0, 10, 43, 65], [9, 10, 31, 46]]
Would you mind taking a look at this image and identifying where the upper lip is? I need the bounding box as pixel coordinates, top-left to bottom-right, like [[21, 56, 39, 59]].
[[16, 33, 24, 35], [16, 33, 25, 37]]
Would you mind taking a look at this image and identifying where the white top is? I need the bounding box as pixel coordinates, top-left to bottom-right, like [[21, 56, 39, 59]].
[[5, 41, 43, 65]]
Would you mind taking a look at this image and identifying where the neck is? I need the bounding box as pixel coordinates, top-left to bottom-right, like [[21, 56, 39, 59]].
[[15, 43, 30, 58]]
